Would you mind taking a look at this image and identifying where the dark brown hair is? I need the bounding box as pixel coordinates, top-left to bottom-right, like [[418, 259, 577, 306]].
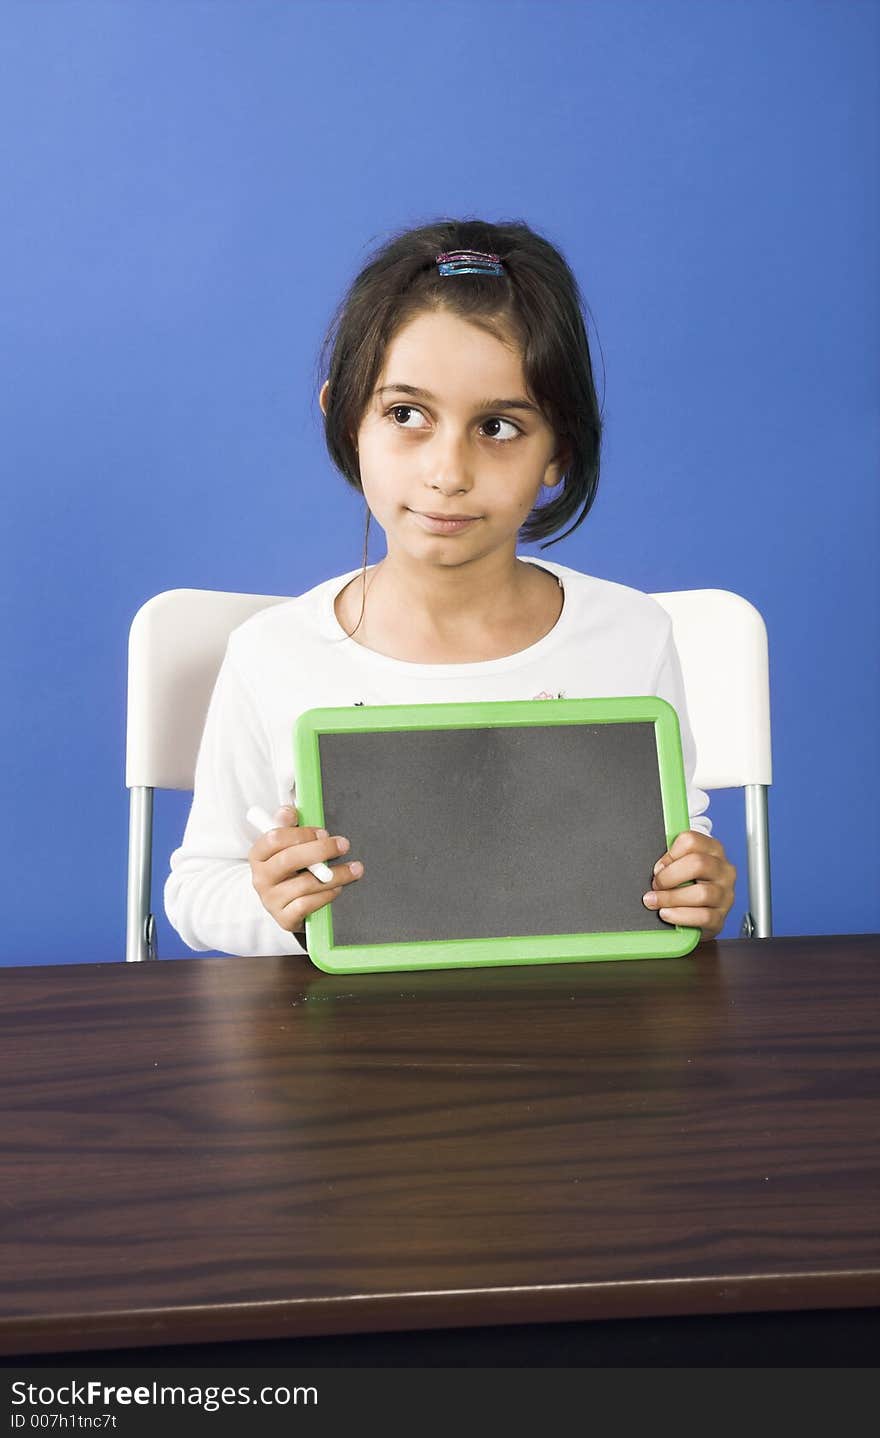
[[315, 216, 604, 551]]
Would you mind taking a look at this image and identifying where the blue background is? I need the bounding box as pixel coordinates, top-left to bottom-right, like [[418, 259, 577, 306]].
[[1, 0, 878, 965]]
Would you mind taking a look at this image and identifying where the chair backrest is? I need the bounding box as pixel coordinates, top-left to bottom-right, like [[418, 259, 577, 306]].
[[651, 589, 771, 789], [127, 585, 772, 792], [125, 585, 772, 958], [126, 589, 292, 791]]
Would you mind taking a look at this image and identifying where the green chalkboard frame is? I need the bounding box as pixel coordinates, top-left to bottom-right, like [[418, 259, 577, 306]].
[[293, 697, 701, 973]]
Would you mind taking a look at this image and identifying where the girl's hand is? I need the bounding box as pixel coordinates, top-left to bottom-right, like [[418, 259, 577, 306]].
[[248, 805, 364, 934], [642, 830, 736, 941]]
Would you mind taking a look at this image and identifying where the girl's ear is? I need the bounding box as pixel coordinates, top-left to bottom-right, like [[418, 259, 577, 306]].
[[543, 446, 571, 489], [321, 380, 360, 455]]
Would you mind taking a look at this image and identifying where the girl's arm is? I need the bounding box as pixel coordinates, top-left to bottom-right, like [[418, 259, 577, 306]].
[[163, 645, 307, 957]]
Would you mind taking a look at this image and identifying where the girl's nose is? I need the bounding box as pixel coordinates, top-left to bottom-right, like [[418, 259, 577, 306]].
[[429, 475, 470, 495], [426, 438, 473, 495]]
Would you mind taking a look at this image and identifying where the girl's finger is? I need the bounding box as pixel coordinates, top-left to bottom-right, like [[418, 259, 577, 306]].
[[653, 853, 725, 890], [644, 882, 725, 912], [267, 834, 348, 881], [656, 904, 719, 928], [280, 885, 344, 927], [273, 861, 364, 911], [251, 827, 323, 865]]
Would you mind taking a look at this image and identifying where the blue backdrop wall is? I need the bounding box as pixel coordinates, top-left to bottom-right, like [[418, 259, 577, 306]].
[[1, 0, 878, 965]]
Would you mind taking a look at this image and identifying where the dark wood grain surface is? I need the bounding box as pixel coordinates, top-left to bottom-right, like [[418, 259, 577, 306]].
[[1, 935, 878, 1357]]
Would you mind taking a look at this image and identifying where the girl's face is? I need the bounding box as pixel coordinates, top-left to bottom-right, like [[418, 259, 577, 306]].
[[328, 308, 567, 574]]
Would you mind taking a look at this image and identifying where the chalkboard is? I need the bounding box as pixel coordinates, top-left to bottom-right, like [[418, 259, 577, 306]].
[[292, 697, 700, 973]]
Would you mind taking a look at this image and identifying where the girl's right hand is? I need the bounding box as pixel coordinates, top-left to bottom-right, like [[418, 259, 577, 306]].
[[248, 805, 364, 934]]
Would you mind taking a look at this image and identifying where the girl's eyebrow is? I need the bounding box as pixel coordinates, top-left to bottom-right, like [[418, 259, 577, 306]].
[[375, 383, 540, 416]]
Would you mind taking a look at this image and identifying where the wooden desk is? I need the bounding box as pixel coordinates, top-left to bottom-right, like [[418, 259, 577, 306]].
[[1, 935, 878, 1363]]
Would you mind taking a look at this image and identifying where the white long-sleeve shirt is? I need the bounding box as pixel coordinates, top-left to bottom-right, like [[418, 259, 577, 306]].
[[164, 558, 711, 957]]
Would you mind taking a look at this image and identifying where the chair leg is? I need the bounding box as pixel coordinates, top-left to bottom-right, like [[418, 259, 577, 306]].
[[126, 787, 158, 961], [743, 784, 772, 938]]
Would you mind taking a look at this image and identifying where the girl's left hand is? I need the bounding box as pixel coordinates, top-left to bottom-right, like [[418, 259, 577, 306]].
[[643, 830, 736, 941]]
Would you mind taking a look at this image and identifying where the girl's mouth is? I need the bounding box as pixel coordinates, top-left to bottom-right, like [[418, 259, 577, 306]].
[[410, 511, 481, 534]]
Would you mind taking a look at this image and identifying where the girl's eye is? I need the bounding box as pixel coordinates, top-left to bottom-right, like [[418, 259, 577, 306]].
[[388, 405, 429, 430], [386, 405, 520, 442]]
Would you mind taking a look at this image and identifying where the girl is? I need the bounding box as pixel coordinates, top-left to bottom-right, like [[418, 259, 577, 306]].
[[165, 219, 736, 957]]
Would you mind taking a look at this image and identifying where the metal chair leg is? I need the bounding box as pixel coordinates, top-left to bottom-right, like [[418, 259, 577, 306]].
[[743, 784, 772, 938], [126, 786, 158, 961]]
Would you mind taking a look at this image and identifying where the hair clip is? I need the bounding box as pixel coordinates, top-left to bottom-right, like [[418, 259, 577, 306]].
[[436, 250, 505, 277]]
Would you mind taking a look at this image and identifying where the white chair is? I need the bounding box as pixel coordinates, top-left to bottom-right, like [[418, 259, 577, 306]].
[[125, 586, 772, 962], [651, 589, 772, 940]]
